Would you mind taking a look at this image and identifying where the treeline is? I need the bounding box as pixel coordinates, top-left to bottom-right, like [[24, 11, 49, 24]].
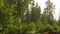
[[0, 0, 60, 34]]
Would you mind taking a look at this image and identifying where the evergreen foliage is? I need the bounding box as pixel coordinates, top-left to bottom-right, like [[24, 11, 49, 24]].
[[0, 0, 60, 34]]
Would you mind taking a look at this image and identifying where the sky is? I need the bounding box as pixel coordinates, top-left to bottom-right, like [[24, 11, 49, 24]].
[[34, 0, 60, 20]]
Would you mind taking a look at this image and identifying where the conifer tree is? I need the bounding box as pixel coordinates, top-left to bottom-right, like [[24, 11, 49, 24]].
[[43, 0, 55, 25], [31, 2, 41, 22], [26, 9, 31, 23], [17, 0, 33, 34]]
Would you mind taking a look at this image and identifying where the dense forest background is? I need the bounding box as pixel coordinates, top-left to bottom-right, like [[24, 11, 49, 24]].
[[0, 0, 60, 34]]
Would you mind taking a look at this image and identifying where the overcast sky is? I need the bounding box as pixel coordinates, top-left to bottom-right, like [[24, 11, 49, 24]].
[[34, 0, 60, 20]]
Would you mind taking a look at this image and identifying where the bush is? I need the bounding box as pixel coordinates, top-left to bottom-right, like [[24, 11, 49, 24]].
[[27, 23, 36, 31]]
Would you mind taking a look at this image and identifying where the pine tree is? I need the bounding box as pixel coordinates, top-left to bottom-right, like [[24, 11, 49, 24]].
[[17, 0, 33, 34], [25, 9, 31, 23], [31, 2, 41, 22], [43, 0, 55, 25]]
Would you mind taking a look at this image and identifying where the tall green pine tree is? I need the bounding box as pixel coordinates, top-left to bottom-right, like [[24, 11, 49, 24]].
[[43, 0, 55, 25]]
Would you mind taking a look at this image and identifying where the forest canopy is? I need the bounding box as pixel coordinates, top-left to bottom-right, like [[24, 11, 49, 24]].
[[0, 0, 60, 34]]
